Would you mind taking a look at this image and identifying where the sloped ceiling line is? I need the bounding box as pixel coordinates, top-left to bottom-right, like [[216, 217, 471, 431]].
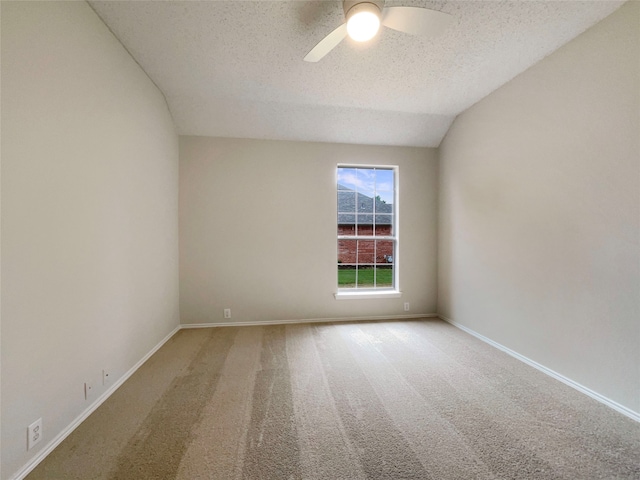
[[89, 0, 625, 147]]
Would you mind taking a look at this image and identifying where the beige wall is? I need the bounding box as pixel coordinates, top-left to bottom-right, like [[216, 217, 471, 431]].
[[2, 1, 637, 477], [438, 1, 639, 413], [180, 137, 438, 324], [1, 2, 179, 478]]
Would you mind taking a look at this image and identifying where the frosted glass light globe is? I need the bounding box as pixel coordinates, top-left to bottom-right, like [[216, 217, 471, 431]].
[[346, 4, 381, 42]]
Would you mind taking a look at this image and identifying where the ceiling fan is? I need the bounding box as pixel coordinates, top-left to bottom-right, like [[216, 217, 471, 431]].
[[304, 0, 453, 62]]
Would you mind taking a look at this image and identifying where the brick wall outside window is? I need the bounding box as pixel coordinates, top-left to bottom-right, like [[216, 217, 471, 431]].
[[338, 225, 393, 264]]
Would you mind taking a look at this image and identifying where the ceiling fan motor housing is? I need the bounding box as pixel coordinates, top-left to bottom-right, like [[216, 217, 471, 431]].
[[343, 0, 384, 18]]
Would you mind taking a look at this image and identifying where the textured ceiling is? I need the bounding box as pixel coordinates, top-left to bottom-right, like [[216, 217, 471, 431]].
[[89, 0, 624, 147]]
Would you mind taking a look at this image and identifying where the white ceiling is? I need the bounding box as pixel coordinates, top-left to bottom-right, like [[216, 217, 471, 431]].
[[89, 0, 624, 147]]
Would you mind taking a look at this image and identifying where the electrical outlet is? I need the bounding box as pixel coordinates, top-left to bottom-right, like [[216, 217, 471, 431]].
[[27, 418, 42, 451], [102, 369, 111, 386], [404, 302, 410, 312], [84, 381, 93, 400], [224, 308, 231, 319]]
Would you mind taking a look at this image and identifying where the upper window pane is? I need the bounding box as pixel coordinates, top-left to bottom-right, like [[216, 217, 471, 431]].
[[337, 190, 355, 214], [375, 169, 394, 196], [357, 193, 374, 214], [356, 168, 376, 199]]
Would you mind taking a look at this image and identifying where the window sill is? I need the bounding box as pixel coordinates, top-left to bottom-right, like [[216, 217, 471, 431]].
[[334, 290, 402, 300]]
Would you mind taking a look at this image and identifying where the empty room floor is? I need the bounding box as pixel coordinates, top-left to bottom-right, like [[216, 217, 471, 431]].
[[27, 319, 639, 479]]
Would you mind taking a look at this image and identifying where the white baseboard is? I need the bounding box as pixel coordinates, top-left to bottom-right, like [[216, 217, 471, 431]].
[[439, 315, 640, 423], [181, 313, 438, 329], [10, 324, 181, 480]]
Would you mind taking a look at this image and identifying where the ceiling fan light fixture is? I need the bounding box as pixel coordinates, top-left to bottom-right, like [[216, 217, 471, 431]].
[[303, 1, 453, 62], [346, 3, 381, 42]]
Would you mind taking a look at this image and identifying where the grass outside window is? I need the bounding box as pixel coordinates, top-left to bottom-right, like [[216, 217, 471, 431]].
[[338, 266, 393, 288]]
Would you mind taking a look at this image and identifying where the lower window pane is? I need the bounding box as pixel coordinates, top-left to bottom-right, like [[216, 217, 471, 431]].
[[337, 265, 356, 287], [356, 266, 375, 287], [357, 239, 375, 264], [375, 240, 394, 265], [338, 240, 356, 264], [337, 240, 394, 289], [375, 266, 393, 287]]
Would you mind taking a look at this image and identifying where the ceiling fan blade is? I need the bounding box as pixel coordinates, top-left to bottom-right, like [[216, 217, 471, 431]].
[[382, 6, 452, 37], [304, 23, 348, 62]]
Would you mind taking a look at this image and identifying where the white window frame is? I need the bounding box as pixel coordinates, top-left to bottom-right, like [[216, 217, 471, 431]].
[[335, 164, 401, 300]]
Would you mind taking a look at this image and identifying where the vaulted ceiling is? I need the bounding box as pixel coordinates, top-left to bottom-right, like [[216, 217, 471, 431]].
[[89, 0, 624, 147]]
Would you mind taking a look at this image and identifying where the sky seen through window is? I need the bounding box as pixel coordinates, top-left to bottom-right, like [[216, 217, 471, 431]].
[[337, 168, 394, 204]]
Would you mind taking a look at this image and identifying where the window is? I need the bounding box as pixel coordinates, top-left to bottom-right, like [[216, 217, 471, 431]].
[[337, 166, 398, 294]]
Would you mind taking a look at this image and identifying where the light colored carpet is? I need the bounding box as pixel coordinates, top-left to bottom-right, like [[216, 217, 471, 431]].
[[27, 319, 640, 479]]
